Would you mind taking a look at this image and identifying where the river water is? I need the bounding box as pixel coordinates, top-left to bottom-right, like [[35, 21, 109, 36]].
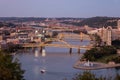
[[15, 40, 120, 80]]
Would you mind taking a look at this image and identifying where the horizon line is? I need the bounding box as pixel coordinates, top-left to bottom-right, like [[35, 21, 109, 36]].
[[0, 16, 120, 18]]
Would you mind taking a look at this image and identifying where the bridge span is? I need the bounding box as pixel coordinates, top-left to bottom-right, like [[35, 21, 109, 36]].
[[57, 32, 91, 40], [22, 38, 93, 53], [22, 43, 92, 49]]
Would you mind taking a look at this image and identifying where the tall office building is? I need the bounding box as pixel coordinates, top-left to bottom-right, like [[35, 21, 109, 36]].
[[106, 27, 112, 45], [102, 27, 107, 43], [101, 26, 112, 45]]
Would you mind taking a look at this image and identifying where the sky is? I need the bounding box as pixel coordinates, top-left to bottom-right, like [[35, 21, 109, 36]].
[[0, 0, 120, 18]]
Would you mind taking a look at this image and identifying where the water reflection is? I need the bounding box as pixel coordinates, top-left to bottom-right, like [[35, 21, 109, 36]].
[[35, 50, 39, 58], [42, 49, 46, 57], [16, 40, 120, 80], [16, 40, 89, 80], [34, 65, 40, 75]]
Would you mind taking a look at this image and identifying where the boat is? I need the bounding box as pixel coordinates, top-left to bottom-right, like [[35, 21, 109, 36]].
[[40, 69, 46, 74]]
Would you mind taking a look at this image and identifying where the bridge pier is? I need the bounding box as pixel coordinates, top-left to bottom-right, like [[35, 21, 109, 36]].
[[80, 39, 83, 42], [40, 46, 43, 53], [77, 48, 80, 54], [32, 47, 35, 50], [31, 47, 34, 52], [24, 47, 27, 52], [69, 48, 72, 54]]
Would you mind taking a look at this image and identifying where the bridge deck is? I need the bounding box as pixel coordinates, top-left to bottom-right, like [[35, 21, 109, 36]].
[[22, 43, 92, 50]]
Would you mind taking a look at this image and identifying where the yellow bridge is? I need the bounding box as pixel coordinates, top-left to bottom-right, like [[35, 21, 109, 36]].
[[22, 43, 92, 50], [22, 38, 93, 53], [57, 32, 91, 40]]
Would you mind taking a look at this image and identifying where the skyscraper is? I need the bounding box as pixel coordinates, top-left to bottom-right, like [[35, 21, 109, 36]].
[[106, 26, 112, 46], [101, 26, 112, 45]]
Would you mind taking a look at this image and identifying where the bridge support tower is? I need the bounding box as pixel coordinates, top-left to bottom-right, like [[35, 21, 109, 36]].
[[77, 48, 80, 54], [80, 32, 83, 41], [69, 48, 72, 54], [40, 46, 43, 53]]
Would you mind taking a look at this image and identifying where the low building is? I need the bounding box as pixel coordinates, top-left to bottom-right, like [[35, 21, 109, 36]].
[[0, 35, 3, 42]]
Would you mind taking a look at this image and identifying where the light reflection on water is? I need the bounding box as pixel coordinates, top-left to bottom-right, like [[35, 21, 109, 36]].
[[16, 51, 81, 80], [15, 40, 120, 80]]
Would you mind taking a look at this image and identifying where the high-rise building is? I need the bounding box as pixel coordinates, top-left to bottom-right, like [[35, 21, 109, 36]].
[[117, 20, 120, 31], [101, 26, 112, 45], [102, 27, 107, 43], [106, 27, 112, 45]]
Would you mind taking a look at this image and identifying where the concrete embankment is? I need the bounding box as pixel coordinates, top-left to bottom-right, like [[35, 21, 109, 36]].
[[73, 60, 120, 70]]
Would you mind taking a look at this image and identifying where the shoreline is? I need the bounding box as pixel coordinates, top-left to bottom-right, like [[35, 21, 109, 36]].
[[73, 60, 120, 70]]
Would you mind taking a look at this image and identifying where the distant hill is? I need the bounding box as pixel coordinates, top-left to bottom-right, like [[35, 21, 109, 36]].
[[0, 17, 47, 22], [0, 17, 120, 28], [61, 17, 120, 28]]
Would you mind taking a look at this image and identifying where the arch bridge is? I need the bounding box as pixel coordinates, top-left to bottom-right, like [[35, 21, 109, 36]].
[[57, 32, 91, 40], [22, 38, 93, 53]]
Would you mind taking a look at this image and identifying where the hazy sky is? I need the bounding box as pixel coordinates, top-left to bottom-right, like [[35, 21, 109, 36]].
[[0, 0, 120, 18]]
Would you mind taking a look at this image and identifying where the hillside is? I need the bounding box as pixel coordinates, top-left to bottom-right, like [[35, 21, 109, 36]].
[[61, 17, 120, 28], [0, 17, 120, 28]]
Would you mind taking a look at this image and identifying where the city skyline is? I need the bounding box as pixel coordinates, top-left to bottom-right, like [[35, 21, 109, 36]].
[[0, 0, 120, 18]]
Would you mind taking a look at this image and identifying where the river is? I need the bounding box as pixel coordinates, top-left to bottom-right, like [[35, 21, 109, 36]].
[[15, 39, 120, 80]]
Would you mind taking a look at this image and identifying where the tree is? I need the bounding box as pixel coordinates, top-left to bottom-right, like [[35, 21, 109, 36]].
[[0, 51, 25, 80], [72, 71, 106, 80], [2, 42, 23, 53], [82, 46, 117, 62], [115, 74, 120, 80], [93, 34, 102, 47], [112, 39, 120, 49], [100, 46, 117, 55]]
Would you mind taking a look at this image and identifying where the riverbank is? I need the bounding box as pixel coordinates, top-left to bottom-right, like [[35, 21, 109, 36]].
[[73, 60, 120, 70]]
